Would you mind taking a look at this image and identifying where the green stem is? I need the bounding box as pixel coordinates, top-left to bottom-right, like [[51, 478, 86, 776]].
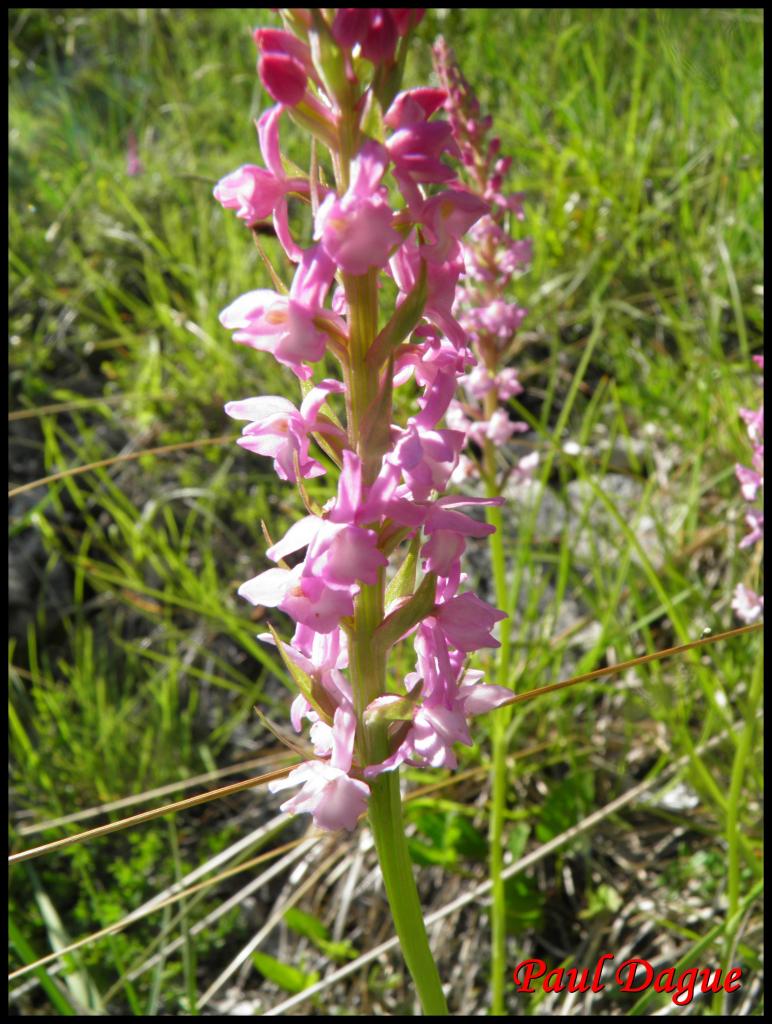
[[489, 712, 510, 1015], [329, 46, 446, 1010], [342, 206, 445, 1017], [725, 638, 764, 921], [345, 270, 446, 1005], [343, 269, 380, 479], [368, 770, 449, 1015], [483, 417, 513, 1015]]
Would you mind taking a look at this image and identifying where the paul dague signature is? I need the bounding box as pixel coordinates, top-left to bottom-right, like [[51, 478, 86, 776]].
[[512, 955, 743, 1007]]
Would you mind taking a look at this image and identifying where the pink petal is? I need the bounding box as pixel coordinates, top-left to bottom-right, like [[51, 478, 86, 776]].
[[266, 515, 322, 563], [238, 566, 298, 606], [224, 395, 296, 421]]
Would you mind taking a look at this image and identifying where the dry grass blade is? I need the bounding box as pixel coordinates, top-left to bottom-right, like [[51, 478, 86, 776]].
[[13, 751, 291, 837], [7, 435, 235, 498], [500, 623, 762, 709], [9, 623, 758, 857], [198, 840, 345, 1008], [7, 390, 177, 421], [119, 835, 321, 992], [9, 830, 309, 983], [263, 723, 745, 1015], [8, 763, 298, 865]]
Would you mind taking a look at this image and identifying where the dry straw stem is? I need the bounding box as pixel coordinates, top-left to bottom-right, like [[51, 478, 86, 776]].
[[6, 750, 555, 994], [112, 834, 320, 996], [8, 762, 297, 866], [7, 435, 235, 499], [8, 622, 760, 989], [12, 750, 289, 837], [7, 390, 178, 421], [496, 622, 762, 711], [263, 717, 755, 1016], [9, 832, 311, 983], [197, 841, 347, 1008], [9, 623, 759, 870]]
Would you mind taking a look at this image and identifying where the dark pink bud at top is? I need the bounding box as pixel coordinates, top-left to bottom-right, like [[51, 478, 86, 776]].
[[254, 28, 311, 66], [331, 8, 370, 48], [333, 8, 398, 64], [254, 27, 313, 106], [259, 52, 307, 106], [391, 9, 426, 35], [360, 9, 398, 63]]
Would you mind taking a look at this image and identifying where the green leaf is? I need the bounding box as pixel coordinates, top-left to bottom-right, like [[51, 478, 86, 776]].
[[284, 906, 329, 944], [385, 534, 420, 606], [29, 864, 104, 1012], [359, 356, 395, 482], [266, 625, 315, 706], [308, 9, 351, 110], [373, 572, 437, 653], [579, 882, 623, 920], [365, 262, 427, 370], [251, 951, 320, 994], [8, 916, 78, 1016], [284, 907, 359, 963]]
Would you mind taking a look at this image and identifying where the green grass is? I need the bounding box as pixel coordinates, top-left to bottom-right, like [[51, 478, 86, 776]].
[[9, 8, 763, 1016]]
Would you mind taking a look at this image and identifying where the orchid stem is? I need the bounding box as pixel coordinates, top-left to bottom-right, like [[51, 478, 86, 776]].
[[344, 211, 446, 1016], [368, 770, 449, 1015], [484, 439, 513, 1016], [726, 638, 763, 922], [332, 37, 447, 1013]]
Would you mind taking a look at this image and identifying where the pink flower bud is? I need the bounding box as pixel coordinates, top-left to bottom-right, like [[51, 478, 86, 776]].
[[391, 9, 426, 35], [332, 8, 398, 64], [258, 52, 308, 106]]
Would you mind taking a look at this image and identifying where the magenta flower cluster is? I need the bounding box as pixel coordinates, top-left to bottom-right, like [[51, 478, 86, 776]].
[[432, 37, 537, 487], [215, 11, 512, 831], [731, 355, 764, 623]]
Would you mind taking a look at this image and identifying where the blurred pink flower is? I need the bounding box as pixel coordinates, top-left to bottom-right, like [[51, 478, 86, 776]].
[[126, 129, 143, 177]]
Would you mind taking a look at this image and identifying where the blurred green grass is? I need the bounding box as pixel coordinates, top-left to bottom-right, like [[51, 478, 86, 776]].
[[9, 8, 763, 1015]]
